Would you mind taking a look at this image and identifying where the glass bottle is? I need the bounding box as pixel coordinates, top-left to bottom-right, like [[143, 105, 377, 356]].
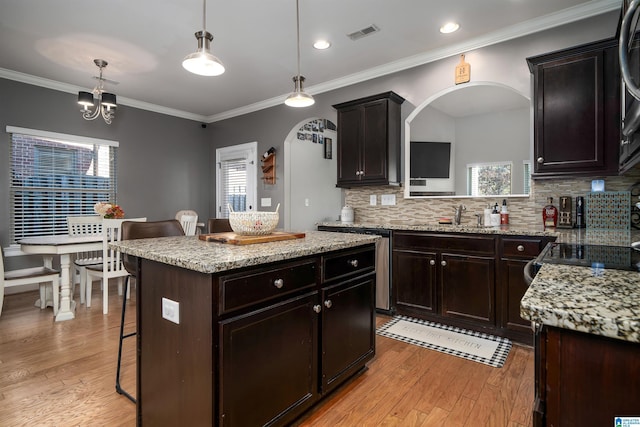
[[543, 197, 558, 229]]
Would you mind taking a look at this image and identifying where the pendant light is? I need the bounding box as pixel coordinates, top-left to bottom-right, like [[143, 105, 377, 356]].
[[182, 0, 225, 76], [285, 0, 314, 107], [77, 59, 117, 124]]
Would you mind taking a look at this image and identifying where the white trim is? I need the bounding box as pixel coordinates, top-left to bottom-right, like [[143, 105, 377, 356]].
[[6, 125, 119, 147]]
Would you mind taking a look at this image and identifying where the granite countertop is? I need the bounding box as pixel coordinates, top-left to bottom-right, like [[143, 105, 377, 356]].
[[317, 221, 640, 246], [521, 264, 640, 343], [110, 230, 379, 274]]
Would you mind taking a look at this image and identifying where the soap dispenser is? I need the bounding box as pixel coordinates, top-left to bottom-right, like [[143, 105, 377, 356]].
[[490, 203, 501, 227]]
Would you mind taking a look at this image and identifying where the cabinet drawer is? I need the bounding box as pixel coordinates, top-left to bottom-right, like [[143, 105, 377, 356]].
[[323, 247, 375, 282], [501, 237, 545, 259], [218, 259, 317, 315], [394, 232, 495, 255]]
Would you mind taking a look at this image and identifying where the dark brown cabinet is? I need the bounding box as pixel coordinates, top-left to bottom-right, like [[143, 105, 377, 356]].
[[527, 38, 620, 178], [392, 232, 496, 330], [498, 236, 554, 343], [534, 325, 640, 426], [333, 92, 404, 187], [137, 244, 376, 427]]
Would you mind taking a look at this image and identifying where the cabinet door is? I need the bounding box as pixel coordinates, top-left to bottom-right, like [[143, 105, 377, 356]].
[[321, 274, 375, 394], [219, 292, 318, 427], [531, 43, 619, 177], [501, 258, 532, 333], [393, 249, 437, 315], [336, 106, 362, 185], [360, 99, 388, 183], [440, 253, 495, 325]]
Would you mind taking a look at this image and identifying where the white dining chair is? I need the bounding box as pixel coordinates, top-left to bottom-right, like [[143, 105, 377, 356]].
[[85, 217, 146, 314], [175, 210, 201, 235], [67, 215, 103, 305], [0, 247, 61, 317]]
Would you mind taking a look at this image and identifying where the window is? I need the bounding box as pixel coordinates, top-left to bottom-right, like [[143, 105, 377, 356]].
[[523, 161, 531, 195], [216, 142, 257, 218], [8, 126, 118, 242], [467, 162, 512, 196]]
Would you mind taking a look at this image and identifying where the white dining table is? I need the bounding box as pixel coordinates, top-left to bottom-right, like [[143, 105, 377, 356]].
[[19, 235, 102, 321]]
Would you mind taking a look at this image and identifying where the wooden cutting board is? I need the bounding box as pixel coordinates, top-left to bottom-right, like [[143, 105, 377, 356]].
[[198, 231, 305, 245]]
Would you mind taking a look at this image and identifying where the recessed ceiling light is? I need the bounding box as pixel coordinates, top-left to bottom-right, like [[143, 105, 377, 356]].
[[440, 22, 460, 34], [313, 40, 331, 50]]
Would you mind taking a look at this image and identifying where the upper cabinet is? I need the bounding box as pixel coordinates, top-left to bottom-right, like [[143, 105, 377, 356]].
[[333, 92, 404, 187], [527, 38, 620, 179]]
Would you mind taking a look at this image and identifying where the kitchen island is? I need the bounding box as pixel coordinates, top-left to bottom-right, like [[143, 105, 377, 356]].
[[521, 263, 640, 426], [112, 231, 379, 427]]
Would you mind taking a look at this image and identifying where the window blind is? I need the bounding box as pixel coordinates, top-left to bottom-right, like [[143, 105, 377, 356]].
[[8, 128, 118, 242], [219, 158, 247, 218]]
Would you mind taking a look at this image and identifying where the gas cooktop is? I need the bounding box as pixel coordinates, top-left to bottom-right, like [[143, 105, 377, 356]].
[[535, 242, 640, 272]]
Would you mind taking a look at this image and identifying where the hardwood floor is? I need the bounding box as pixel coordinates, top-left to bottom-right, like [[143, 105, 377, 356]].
[[0, 288, 534, 426]]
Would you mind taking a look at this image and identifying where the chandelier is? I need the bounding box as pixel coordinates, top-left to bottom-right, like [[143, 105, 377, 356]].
[[77, 59, 117, 124]]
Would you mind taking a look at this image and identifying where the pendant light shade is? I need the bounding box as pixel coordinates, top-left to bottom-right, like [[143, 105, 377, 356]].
[[285, 0, 314, 107], [285, 76, 314, 107], [183, 0, 225, 76]]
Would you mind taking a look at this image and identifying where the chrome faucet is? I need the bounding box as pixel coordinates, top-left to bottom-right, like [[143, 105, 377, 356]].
[[454, 205, 466, 225]]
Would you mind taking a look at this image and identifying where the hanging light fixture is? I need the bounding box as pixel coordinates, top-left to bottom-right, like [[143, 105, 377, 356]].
[[77, 59, 117, 124], [182, 0, 225, 76], [285, 0, 314, 107]]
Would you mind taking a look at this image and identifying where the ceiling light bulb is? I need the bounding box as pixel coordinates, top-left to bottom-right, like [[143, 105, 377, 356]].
[[313, 40, 331, 50], [285, 76, 315, 107], [440, 22, 460, 34]]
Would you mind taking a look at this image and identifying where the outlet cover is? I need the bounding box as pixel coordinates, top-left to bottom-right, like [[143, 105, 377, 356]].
[[381, 194, 396, 206], [370, 195, 377, 206], [261, 197, 272, 207], [162, 297, 180, 324]]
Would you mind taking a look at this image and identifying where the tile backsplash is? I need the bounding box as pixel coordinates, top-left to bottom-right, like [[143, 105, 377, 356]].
[[344, 165, 640, 229]]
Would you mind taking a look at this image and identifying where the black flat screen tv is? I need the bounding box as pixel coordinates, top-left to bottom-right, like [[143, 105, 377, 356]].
[[410, 141, 451, 179]]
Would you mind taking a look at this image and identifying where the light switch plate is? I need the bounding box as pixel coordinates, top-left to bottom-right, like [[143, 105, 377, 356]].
[[261, 197, 272, 207], [370, 195, 377, 206], [162, 297, 180, 324], [381, 194, 396, 206]]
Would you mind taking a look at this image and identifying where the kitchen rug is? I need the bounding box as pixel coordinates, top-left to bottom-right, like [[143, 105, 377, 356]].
[[376, 315, 511, 368]]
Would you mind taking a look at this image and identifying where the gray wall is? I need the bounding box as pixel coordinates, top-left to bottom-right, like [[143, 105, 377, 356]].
[[0, 79, 211, 251], [208, 11, 619, 222]]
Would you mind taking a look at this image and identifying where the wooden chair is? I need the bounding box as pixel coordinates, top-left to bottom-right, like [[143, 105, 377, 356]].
[[207, 218, 233, 233], [175, 210, 202, 235], [1, 247, 60, 317], [116, 219, 185, 403], [85, 217, 146, 314], [67, 215, 103, 304]]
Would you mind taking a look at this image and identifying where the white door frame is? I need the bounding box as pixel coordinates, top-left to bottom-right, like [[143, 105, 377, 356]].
[[215, 141, 258, 216]]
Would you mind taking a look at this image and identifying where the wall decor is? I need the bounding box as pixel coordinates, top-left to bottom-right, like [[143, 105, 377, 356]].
[[297, 119, 336, 143]]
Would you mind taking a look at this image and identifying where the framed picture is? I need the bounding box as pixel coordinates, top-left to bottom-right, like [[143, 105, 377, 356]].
[[324, 138, 332, 159]]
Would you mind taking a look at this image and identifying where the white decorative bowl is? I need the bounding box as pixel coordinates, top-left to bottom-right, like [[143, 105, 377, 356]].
[[228, 204, 280, 236]]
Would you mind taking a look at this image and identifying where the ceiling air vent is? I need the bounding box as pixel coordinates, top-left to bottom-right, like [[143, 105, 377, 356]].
[[347, 24, 380, 41]]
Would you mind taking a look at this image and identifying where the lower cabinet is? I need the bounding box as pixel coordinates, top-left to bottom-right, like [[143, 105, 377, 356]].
[[392, 232, 496, 330], [534, 325, 640, 426], [219, 293, 319, 427], [392, 231, 553, 342], [137, 244, 376, 427]]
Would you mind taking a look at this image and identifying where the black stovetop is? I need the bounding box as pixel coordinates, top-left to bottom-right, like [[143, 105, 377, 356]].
[[535, 242, 640, 272]]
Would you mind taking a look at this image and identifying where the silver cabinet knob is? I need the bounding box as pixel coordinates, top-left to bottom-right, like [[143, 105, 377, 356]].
[[441, 260, 447, 267], [537, 157, 544, 164], [348, 259, 359, 267], [313, 304, 322, 314], [324, 300, 333, 309], [273, 278, 284, 289], [517, 245, 525, 252], [429, 259, 436, 266]]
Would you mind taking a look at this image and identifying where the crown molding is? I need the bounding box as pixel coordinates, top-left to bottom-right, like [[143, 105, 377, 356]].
[[1, 0, 620, 124], [0, 68, 208, 123]]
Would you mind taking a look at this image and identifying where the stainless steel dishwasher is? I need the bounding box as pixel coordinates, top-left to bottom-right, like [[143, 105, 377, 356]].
[[317, 225, 392, 313]]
